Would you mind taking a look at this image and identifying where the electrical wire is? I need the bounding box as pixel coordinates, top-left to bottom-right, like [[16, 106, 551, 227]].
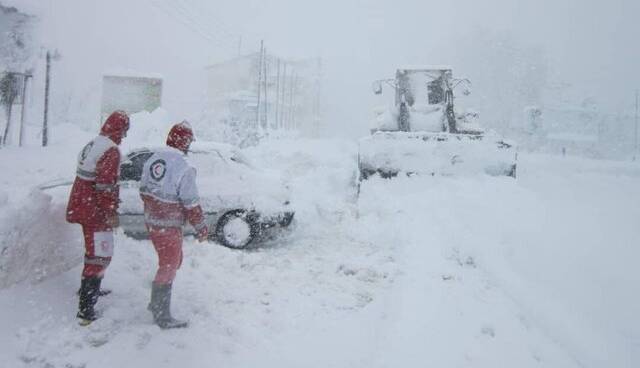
[[177, 0, 238, 40], [177, 0, 261, 53], [149, 0, 237, 54], [165, 0, 238, 50]]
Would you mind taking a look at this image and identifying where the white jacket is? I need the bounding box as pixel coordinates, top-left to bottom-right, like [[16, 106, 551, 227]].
[[139, 147, 204, 229]]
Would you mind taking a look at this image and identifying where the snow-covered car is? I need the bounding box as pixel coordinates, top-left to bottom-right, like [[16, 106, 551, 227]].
[[41, 142, 294, 249]]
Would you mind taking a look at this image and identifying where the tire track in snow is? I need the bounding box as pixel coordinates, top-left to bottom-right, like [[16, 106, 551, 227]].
[[357, 175, 584, 367]]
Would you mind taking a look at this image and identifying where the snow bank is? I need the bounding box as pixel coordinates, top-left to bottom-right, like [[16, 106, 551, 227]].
[[0, 189, 81, 288], [357, 165, 639, 367], [0, 143, 84, 289], [120, 108, 174, 154], [1, 137, 639, 367]]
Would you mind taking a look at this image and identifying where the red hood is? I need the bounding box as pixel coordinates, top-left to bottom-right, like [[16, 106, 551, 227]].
[[100, 111, 129, 145], [166, 121, 194, 153]]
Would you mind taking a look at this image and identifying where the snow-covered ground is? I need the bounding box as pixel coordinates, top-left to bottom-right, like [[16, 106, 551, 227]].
[[1, 134, 639, 367]]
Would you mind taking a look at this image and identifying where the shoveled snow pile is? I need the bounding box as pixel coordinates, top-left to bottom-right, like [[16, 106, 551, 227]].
[[0, 134, 638, 368], [0, 189, 81, 289], [0, 145, 86, 289], [120, 108, 175, 154]]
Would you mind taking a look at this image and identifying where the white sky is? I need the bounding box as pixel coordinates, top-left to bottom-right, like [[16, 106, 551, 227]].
[[218, 0, 640, 132], [8, 0, 640, 134]]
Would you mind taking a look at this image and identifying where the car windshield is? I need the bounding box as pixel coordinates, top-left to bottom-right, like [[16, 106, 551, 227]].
[[121, 150, 153, 181], [119, 146, 257, 183]]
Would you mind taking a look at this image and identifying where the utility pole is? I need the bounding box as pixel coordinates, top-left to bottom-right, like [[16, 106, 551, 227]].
[[238, 36, 242, 57], [314, 57, 322, 136], [263, 47, 268, 130], [42, 51, 52, 147], [255, 40, 263, 129], [275, 59, 280, 129], [293, 73, 300, 130], [288, 72, 296, 130], [18, 73, 32, 147], [635, 89, 639, 161], [280, 63, 287, 129]]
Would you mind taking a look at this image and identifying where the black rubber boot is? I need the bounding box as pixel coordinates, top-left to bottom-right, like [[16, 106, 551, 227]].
[[97, 289, 112, 297], [77, 287, 111, 297], [77, 277, 102, 325], [149, 283, 188, 329]]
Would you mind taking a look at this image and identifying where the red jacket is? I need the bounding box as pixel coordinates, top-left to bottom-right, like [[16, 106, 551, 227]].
[[66, 135, 121, 226]]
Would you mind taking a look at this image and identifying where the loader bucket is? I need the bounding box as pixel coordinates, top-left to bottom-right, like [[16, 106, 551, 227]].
[[357, 131, 517, 180]]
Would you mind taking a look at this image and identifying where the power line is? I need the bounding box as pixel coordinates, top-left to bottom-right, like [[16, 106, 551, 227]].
[[178, 0, 261, 53], [149, 0, 236, 54], [178, 0, 238, 40], [166, 0, 238, 49], [157, 0, 237, 51], [151, 1, 221, 46]]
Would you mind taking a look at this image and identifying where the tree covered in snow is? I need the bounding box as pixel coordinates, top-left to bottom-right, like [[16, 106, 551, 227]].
[[0, 4, 34, 71]]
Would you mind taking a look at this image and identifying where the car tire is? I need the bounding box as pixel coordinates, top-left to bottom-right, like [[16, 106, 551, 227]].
[[213, 209, 259, 249]]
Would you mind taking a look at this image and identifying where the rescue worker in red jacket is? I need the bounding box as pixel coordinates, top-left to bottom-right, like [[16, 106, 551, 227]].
[[66, 110, 129, 324], [139, 121, 208, 329]]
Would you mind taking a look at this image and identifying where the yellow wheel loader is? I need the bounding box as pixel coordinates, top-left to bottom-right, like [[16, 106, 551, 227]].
[[358, 67, 517, 181]]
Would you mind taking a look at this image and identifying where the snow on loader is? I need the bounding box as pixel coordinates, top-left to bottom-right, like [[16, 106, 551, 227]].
[[358, 67, 517, 181]]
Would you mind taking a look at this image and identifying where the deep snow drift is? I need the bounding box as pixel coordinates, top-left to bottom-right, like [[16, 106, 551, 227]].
[[0, 132, 639, 368]]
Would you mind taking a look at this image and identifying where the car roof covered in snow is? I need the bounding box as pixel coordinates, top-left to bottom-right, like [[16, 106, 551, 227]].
[[125, 141, 254, 168]]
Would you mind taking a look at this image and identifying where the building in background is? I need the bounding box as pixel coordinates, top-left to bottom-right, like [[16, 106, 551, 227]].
[[101, 73, 163, 123], [521, 102, 638, 160], [205, 50, 322, 146]]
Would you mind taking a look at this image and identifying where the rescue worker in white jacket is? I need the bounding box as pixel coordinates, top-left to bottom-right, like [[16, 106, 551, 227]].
[[139, 121, 208, 329]]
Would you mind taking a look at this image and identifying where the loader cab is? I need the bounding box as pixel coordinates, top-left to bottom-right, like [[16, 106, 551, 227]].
[[394, 68, 452, 107], [361, 66, 516, 184], [369, 67, 473, 134]]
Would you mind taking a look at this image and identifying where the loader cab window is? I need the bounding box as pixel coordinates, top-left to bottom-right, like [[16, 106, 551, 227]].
[[428, 77, 445, 105]]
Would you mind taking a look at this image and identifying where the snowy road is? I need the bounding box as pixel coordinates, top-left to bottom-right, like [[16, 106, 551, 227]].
[[1, 138, 639, 367]]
